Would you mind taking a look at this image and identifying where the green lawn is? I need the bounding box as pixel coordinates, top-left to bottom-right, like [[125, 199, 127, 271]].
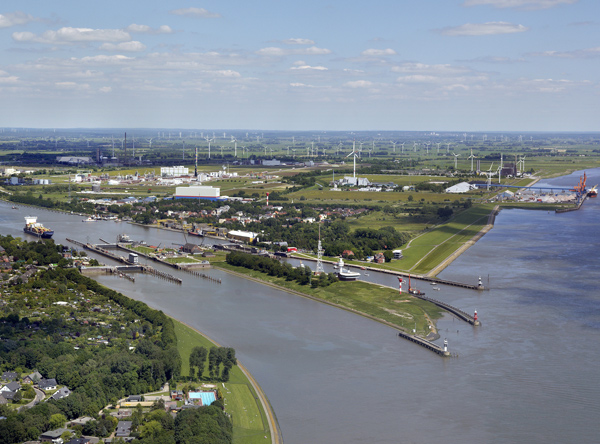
[[216, 263, 443, 334], [172, 320, 271, 444]]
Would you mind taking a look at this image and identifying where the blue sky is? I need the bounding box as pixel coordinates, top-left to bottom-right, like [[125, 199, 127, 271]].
[[0, 0, 598, 131]]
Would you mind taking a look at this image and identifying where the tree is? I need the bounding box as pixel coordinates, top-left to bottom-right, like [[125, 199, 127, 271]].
[[189, 346, 207, 380], [383, 250, 394, 262], [49, 413, 67, 430]]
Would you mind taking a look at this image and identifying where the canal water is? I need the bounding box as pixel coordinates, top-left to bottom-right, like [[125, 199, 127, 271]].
[[1, 168, 599, 443]]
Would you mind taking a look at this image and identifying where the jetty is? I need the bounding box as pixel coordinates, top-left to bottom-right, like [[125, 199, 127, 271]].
[[67, 238, 183, 284], [398, 331, 450, 357], [411, 294, 480, 326]]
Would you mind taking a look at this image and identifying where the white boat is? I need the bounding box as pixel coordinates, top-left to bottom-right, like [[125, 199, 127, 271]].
[[336, 258, 361, 281], [82, 216, 97, 222]]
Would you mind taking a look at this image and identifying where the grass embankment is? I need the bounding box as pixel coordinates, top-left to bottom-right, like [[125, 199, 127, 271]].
[[172, 320, 272, 444], [214, 263, 443, 335]]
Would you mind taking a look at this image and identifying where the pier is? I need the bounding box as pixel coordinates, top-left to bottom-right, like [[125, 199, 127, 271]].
[[68, 238, 183, 284], [411, 294, 480, 326], [397, 331, 450, 357]]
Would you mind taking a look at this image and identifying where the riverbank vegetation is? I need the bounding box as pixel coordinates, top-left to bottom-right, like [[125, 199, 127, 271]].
[[216, 260, 443, 335], [0, 236, 267, 444]]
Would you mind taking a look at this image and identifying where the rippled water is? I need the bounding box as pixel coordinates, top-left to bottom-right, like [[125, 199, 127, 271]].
[[1, 168, 598, 443]]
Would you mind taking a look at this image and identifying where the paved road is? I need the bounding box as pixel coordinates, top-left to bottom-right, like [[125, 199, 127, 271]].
[[18, 387, 45, 411]]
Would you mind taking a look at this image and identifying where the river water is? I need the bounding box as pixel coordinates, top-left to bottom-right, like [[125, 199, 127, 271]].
[[1, 168, 599, 443]]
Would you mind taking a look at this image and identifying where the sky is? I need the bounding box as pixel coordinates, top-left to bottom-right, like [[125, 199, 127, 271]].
[[0, 0, 598, 131]]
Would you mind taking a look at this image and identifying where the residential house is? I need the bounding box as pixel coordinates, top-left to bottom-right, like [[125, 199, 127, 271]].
[[65, 438, 90, 444], [1, 371, 18, 381], [39, 428, 71, 443], [23, 371, 43, 384], [181, 243, 202, 254], [115, 421, 132, 437], [51, 387, 71, 401], [39, 378, 58, 391], [0, 394, 8, 404], [170, 390, 183, 401], [126, 395, 142, 403], [374, 253, 386, 264], [1, 381, 21, 392]]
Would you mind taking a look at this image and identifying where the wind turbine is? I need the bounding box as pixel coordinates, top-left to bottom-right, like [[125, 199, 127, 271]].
[[146, 137, 154, 148], [452, 152, 460, 169], [391, 141, 397, 153], [230, 137, 237, 157], [205, 136, 214, 159], [401, 142, 405, 154], [436, 142, 441, 154], [446, 142, 451, 154], [468, 149, 476, 172], [483, 163, 495, 190], [346, 141, 359, 178], [413, 142, 418, 152]]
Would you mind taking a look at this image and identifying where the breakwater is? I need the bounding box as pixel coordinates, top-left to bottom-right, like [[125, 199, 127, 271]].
[[397, 331, 451, 357], [412, 294, 480, 326]]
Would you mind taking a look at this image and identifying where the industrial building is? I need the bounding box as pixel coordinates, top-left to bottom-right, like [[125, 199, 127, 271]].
[[227, 230, 258, 243], [161, 166, 189, 176], [174, 185, 225, 201]]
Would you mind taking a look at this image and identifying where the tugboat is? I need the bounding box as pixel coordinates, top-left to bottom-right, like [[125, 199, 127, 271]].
[[23, 216, 54, 238], [407, 275, 425, 296]]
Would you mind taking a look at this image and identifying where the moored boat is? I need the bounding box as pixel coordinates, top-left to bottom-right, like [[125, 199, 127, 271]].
[[23, 216, 54, 238], [336, 258, 361, 281]]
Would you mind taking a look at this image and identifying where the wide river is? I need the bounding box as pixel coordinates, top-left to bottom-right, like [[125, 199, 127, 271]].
[[1, 168, 599, 443]]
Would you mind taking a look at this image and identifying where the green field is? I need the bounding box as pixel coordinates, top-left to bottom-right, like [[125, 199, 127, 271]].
[[172, 320, 272, 444], [216, 263, 443, 335]]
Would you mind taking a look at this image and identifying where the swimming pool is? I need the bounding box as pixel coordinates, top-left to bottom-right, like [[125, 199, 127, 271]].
[[188, 391, 216, 406]]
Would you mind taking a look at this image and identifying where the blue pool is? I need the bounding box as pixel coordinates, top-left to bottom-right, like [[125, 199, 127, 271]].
[[188, 391, 216, 406]]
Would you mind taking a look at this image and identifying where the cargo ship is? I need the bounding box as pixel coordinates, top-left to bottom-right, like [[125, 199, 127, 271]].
[[588, 185, 598, 198], [23, 216, 54, 238]]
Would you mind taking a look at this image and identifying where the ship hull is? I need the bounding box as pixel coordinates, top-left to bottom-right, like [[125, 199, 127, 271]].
[[24, 228, 54, 238]]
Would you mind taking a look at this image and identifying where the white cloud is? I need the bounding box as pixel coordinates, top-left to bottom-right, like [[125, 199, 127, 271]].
[[100, 41, 146, 52], [99, 86, 112, 93], [256, 46, 332, 56], [283, 38, 315, 45], [344, 80, 373, 88], [392, 62, 470, 75], [55, 81, 90, 90], [0, 70, 19, 83], [126, 24, 173, 34], [361, 48, 397, 56], [79, 55, 134, 64], [0, 11, 35, 28], [13, 27, 131, 44], [170, 7, 221, 18], [290, 83, 312, 87], [207, 70, 241, 78], [463, 0, 577, 9], [531, 46, 600, 58], [290, 65, 328, 71], [441, 22, 529, 36]]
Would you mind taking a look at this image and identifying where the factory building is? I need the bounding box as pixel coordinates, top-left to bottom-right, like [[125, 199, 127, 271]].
[[161, 166, 189, 176], [174, 185, 225, 201]]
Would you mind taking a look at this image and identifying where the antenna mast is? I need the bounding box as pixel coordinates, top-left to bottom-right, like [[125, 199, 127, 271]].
[[316, 223, 325, 275]]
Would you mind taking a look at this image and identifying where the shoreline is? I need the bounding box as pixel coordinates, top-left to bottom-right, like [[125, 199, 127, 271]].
[[214, 264, 436, 335]]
